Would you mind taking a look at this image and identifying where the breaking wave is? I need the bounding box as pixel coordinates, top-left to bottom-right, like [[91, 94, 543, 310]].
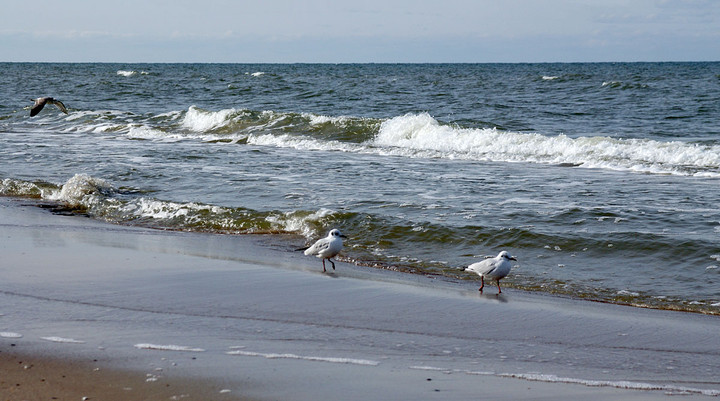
[[44, 106, 720, 178], [372, 113, 720, 177], [0, 175, 345, 240]]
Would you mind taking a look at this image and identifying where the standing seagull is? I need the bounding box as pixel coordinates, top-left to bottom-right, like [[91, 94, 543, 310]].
[[465, 251, 517, 294], [303, 229, 347, 272], [30, 97, 68, 117]]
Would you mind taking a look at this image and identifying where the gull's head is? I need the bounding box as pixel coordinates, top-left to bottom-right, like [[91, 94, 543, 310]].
[[329, 229, 347, 238], [498, 251, 517, 261]]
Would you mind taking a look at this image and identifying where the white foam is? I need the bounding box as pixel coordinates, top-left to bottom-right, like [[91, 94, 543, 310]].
[[119, 197, 230, 223], [126, 125, 173, 140], [182, 106, 239, 132], [247, 133, 361, 153], [542, 75, 559, 80], [0, 332, 23, 338], [227, 350, 379, 366], [371, 113, 720, 177], [500, 373, 720, 396], [0, 178, 42, 197], [265, 208, 337, 239], [409, 365, 454, 373], [410, 366, 720, 396], [117, 70, 137, 77], [305, 113, 353, 126], [41, 336, 85, 344], [134, 343, 206, 352], [45, 174, 113, 207]]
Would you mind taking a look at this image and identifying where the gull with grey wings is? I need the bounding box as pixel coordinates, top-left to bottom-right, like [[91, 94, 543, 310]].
[[30, 97, 68, 117]]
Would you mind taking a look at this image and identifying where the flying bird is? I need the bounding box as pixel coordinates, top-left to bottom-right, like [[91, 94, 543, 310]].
[[303, 229, 347, 272], [465, 251, 517, 294], [30, 97, 68, 117]]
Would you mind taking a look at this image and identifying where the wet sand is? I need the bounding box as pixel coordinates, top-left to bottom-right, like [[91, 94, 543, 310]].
[[1, 197, 719, 400], [0, 350, 245, 400]]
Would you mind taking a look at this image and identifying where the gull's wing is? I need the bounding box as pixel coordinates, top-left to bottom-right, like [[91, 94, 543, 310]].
[[51, 99, 68, 114], [466, 258, 498, 276], [304, 237, 330, 255], [30, 98, 46, 117]]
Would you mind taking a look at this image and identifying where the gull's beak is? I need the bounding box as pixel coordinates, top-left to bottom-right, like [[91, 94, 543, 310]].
[[509, 256, 517, 261]]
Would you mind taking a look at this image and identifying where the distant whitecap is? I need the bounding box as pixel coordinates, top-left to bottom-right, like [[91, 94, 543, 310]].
[[41, 336, 85, 344]]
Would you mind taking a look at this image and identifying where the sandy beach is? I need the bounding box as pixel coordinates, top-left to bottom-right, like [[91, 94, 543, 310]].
[[1, 197, 719, 400]]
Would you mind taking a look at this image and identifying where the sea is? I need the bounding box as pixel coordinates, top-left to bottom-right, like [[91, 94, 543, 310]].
[[1, 62, 719, 314]]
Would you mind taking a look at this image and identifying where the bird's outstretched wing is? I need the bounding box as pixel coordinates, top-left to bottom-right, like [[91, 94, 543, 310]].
[[30, 98, 68, 116], [51, 99, 68, 114], [30, 99, 46, 117]]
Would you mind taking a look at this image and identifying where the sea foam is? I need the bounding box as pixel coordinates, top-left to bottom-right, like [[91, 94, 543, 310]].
[[265, 208, 338, 239], [408, 366, 720, 396], [372, 113, 720, 177], [0, 178, 43, 198], [117, 70, 149, 77], [182, 106, 240, 132], [134, 343, 206, 352], [500, 373, 720, 396], [45, 174, 113, 207], [227, 350, 379, 366], [247, 133, 360, 153], [41, 336, 85, 344]]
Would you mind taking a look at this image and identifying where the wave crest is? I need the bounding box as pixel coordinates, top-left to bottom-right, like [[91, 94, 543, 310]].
[[43, 174, 113, 208], [23, 106, 720, 178], [372, 113, 720, 177], [1, 175, 346, 237], [182, 106, 246, 132]]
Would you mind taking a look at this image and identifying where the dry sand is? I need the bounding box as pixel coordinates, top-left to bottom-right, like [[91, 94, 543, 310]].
[[1, 197, 719, 400]]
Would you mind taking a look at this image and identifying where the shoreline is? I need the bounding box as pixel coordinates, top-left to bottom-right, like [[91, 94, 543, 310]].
[[2, 197, 719, 400]]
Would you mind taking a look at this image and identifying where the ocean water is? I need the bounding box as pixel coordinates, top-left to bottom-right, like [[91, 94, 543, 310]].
[[1, 62, 719, 314]]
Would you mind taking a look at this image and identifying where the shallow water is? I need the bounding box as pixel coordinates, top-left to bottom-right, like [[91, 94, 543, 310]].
[[1, 62, 720, 313]]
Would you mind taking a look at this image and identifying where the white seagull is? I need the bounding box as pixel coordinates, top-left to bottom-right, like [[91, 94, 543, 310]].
[[465, 251, 517, 294], [303, 229, 347, 272], [30, 97, 68, 117]]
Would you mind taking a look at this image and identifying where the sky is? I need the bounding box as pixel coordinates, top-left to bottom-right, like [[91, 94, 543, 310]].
[[1, 0, 719, 63]]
